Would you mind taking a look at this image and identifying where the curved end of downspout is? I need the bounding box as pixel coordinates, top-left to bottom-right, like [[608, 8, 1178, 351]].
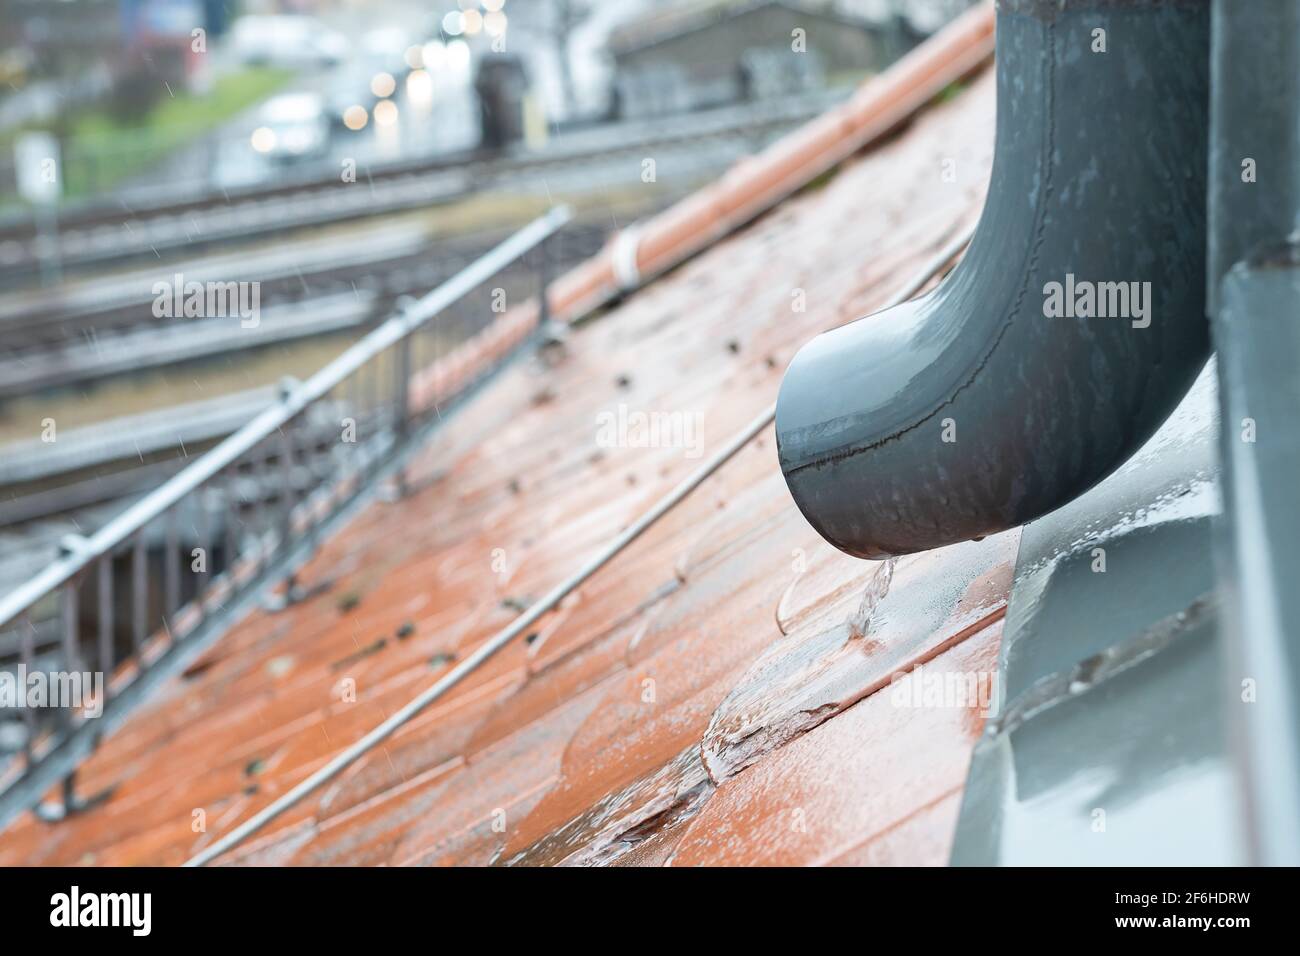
[[777, 0, 1213, 560]]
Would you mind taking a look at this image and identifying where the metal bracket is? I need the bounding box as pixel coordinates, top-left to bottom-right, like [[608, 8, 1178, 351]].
[[33, 768, 113, 824]]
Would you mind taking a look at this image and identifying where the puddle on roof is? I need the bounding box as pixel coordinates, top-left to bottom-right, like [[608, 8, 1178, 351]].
[[702, 533, 1016, 783]]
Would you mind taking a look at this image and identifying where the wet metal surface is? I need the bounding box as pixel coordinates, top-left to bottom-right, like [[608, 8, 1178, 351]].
[[1207, 0, 1300, 866], [1212, 256, 1300, 865], [951, 365, 1248, 865]]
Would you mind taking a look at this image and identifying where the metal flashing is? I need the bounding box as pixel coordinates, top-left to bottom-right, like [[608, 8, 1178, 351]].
[[951, 365, 1247, 865]]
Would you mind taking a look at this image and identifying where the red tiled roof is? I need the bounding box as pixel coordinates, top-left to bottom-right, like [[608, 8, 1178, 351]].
[[1, 47, 1005, 866]]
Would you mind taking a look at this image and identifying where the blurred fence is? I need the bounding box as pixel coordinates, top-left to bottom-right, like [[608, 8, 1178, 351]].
[[0, 206, 570, 827]]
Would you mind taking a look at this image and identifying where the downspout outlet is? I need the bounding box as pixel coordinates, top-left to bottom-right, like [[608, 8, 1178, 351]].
[[776, 0, 1212, 560]]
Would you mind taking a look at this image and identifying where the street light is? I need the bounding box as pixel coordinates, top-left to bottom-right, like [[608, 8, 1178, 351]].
[[250, 127, 276, 153], [343, 105, 369, 131], [373, 99, 399, 127]]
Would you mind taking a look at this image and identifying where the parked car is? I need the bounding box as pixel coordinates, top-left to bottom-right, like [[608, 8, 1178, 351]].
[[250, 92, 330, 163]]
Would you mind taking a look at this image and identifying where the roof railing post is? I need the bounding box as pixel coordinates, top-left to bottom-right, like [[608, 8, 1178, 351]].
[[162, 507, 181, 633], [58, 581, 77, 727], [55, 539, 86, 686], [223, 466, 241, 588], [390, 325, 413, 500], [18, 612, 36, 767], [40, 557, 89, 822], [535, 232, 570, 366], [130, 532, 147, 655], [95, 553, 113, 709], [275, 420, 300, 608], [255, 441, 275, 559], [195, 487, 214, 612], [537, 235, 552, 330], [346, 365, 362, 448]]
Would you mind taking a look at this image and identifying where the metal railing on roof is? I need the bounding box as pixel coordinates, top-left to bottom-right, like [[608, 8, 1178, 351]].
[[0, 205, 571, 829]]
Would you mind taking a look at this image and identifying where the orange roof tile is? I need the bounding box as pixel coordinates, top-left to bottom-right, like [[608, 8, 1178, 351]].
[[0, 52, 1000, 867]]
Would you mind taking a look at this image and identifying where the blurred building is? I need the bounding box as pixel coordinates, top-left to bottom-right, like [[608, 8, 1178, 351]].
[[606, 0, 978, 119], [0, 0, 123, 83]]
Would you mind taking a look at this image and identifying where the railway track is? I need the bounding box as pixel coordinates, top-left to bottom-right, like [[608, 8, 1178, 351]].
[[0, 211, 602, 588], [0, 91, 845, 284], [0, 217, 608, 394]]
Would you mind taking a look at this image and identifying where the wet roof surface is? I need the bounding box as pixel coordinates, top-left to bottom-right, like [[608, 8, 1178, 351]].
[[1, 70, 1001, 866]]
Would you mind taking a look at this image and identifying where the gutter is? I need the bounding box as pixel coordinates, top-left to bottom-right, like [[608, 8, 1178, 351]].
[[775, 0, 1212, 559]]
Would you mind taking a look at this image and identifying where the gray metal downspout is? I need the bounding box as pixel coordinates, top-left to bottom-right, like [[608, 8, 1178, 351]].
[[1208, 0, 1300, 867], [775, 0, 1211, 560]]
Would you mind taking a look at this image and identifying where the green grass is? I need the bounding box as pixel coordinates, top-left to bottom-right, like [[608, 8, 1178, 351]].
[[72, 66, 292, 142], [4, 66, 294, 202]]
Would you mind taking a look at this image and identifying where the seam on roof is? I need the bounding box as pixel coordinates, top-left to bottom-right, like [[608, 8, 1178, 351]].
[[392, 773, 559, 867], [314, 757, 463, 836], [984, 593, 1215, 741], [818, 784, 965, 867], [705, 604, 1009, 788], [454, 582, 679, 765], [665, 612, 1006, 866], [602, 768, 715, 863], [858, 604, 1007, 706]]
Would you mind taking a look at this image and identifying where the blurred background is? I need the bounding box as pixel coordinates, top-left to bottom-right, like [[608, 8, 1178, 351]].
[[0, 0, 975, 754]]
